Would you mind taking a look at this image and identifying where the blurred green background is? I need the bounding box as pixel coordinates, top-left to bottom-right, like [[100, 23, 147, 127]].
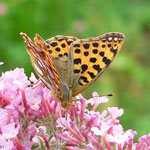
[[0, 0, 150, 140]]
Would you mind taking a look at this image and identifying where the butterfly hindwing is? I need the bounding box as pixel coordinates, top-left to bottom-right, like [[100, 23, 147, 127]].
[[69, 32, 125, 96], [45, 35, 78, 58], [20, 33, 63, 96], [45, 35, 79, 84]]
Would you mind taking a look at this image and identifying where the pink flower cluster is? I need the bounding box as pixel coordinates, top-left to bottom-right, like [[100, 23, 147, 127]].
[[0, 68, 150, 150]]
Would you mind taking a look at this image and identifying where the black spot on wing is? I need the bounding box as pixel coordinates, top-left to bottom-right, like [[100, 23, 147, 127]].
[[79, 76, 89, 86], [93, 65, 102, 73], [110, 47, 118, 56], [99, 51, 105, 57], [74, 69, 80, 73], [67, 40, 74, 45], [90, 58, 97, 63], [106, 59, 111, 66], [83, 43, 90, 49], [74, 58, 81, 64], [58, 54, 63, 57], [48, 50, 52, 54], [61, 43, 66, 48], [102, 57, 107, 63], [64, 53, 68, 57], [88, 71, 96, 79], [101, 38, 106, 42], [84, 51, 89, 56], [50, 42, 58, 47], [75, 49, 81, 54], [92, 42, 99, 47], [102, 44, 106, 48], [58, 38, 64, 42], [46, 45, 50, 48], [102, 57, 111, 66], [108, 44, 111, 48], [93, 49, 98, 54], [81, 64, 88, 73], [55, 47, 60, 52], [74, 44, 80, 47]]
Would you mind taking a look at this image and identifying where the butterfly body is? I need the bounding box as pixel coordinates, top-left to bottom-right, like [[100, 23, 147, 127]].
[[20, 32, 124, 109]]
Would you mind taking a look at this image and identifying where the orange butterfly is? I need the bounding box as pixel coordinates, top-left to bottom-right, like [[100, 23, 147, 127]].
[[20, 32, 124, 110]]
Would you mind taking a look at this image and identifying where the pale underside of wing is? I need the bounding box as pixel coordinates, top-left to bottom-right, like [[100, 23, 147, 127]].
[[20, 33, 63, 96], [68, 32, 125, 96]]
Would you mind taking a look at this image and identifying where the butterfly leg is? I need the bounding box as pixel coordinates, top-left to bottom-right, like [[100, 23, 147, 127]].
[[28, 79, 42, 88]]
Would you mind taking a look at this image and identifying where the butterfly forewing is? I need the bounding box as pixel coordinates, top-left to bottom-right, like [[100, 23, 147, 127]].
[[69, 32, 125, 96]]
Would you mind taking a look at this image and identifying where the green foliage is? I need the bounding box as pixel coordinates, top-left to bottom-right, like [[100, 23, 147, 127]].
[[0, 0, 150, 140]]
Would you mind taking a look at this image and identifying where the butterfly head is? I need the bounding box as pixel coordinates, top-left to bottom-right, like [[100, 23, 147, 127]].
[[61, 101, 75, 110]]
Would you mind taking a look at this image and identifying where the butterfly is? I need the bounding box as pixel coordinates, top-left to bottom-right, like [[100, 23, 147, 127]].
[[20, 32, 124, 110]]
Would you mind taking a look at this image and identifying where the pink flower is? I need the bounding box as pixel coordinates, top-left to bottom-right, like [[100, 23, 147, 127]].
[[0, 109, 9, 125], [91, 122, 110, 136], [27, 124, 36, 139], [88, 92, 109, 105], [29, 72, 38, 83], [4, 88, 22, 106], [135, 133, 150, 149], [0, 108, 19, 149], [86, 143, 97, 150], [0, 109, 19, 138], [106, 125, 132, 144], [56, 114, 72, 129], [2, 122, 19, 138], [0, 136, 15, 150], [25, 85, 43, 110], [22, 141, 32, 150], [5, 104, 22, 119], [0, 68, 150, 150], [88, 92, 109, 111], [108, 107, 124, 119], [0, 68, 30, 89]]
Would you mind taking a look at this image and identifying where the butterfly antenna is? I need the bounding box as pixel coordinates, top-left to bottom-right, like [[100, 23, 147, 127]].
[[101, 93, 114, 97]]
